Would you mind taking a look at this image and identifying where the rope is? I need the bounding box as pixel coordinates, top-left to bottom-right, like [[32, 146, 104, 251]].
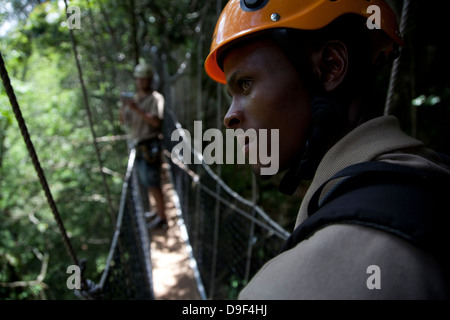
[[0, 51, 80, 268], [384, 0, 411, 116], [64, 0, 117, 228], [98, 149, 136, 289]]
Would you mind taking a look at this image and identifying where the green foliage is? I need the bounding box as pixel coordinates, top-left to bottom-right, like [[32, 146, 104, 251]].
[[0, 0, 217, 300], [0, 48, 119, 299], [0, 0, 449, 300], [0, 1, 126, 299]]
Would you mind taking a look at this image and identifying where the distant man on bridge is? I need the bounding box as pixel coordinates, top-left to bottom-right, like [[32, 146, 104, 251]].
[[119, 62, 168, 230]]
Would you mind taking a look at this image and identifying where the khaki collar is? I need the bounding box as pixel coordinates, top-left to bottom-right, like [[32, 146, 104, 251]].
[[295, 116, 424, 228]]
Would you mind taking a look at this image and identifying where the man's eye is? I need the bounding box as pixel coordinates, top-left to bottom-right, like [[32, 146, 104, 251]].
[[239, 79, 252, 93]]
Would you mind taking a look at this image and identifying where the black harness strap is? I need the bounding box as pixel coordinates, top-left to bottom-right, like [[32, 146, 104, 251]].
[[281, 161, 449, 258]]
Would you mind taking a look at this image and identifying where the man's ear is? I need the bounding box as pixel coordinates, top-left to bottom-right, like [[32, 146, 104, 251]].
[[311, 40, 349, 92]]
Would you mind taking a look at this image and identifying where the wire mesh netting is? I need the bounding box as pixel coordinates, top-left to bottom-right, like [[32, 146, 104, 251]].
[[100, 162, 154, 300], [76, 149, 154, 300]]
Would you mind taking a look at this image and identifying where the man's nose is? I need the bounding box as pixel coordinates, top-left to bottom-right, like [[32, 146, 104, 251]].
[[223, 102, 244, 129]]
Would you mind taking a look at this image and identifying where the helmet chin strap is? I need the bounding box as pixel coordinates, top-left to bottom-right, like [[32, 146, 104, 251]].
[[279, 95, 343, 195]]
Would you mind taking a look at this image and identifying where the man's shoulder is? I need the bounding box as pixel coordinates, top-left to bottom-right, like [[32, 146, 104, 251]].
[[240, 224, 449, 299], [152, 90, 164, 101], [138, 91, 164, 110], [285, 161, 450, 254]]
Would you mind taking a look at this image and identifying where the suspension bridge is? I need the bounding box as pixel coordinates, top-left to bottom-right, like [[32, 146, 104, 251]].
[[85, 105, 292, 300], [0, 0, 412, 300], [0, 47, 291, 299]]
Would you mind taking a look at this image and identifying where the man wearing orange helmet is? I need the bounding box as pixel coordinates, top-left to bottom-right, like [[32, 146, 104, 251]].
[[205, 0, 449, 299]]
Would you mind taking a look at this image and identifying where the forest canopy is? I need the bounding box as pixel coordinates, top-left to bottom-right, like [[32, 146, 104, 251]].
[[1, 0, 449, 300]]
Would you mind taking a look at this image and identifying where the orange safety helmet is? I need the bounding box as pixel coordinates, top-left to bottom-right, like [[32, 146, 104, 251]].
[[205, 0, 404, 84]]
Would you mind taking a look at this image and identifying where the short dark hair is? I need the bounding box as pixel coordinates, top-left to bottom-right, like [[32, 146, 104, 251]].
[[281, 14, 395, 118]]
